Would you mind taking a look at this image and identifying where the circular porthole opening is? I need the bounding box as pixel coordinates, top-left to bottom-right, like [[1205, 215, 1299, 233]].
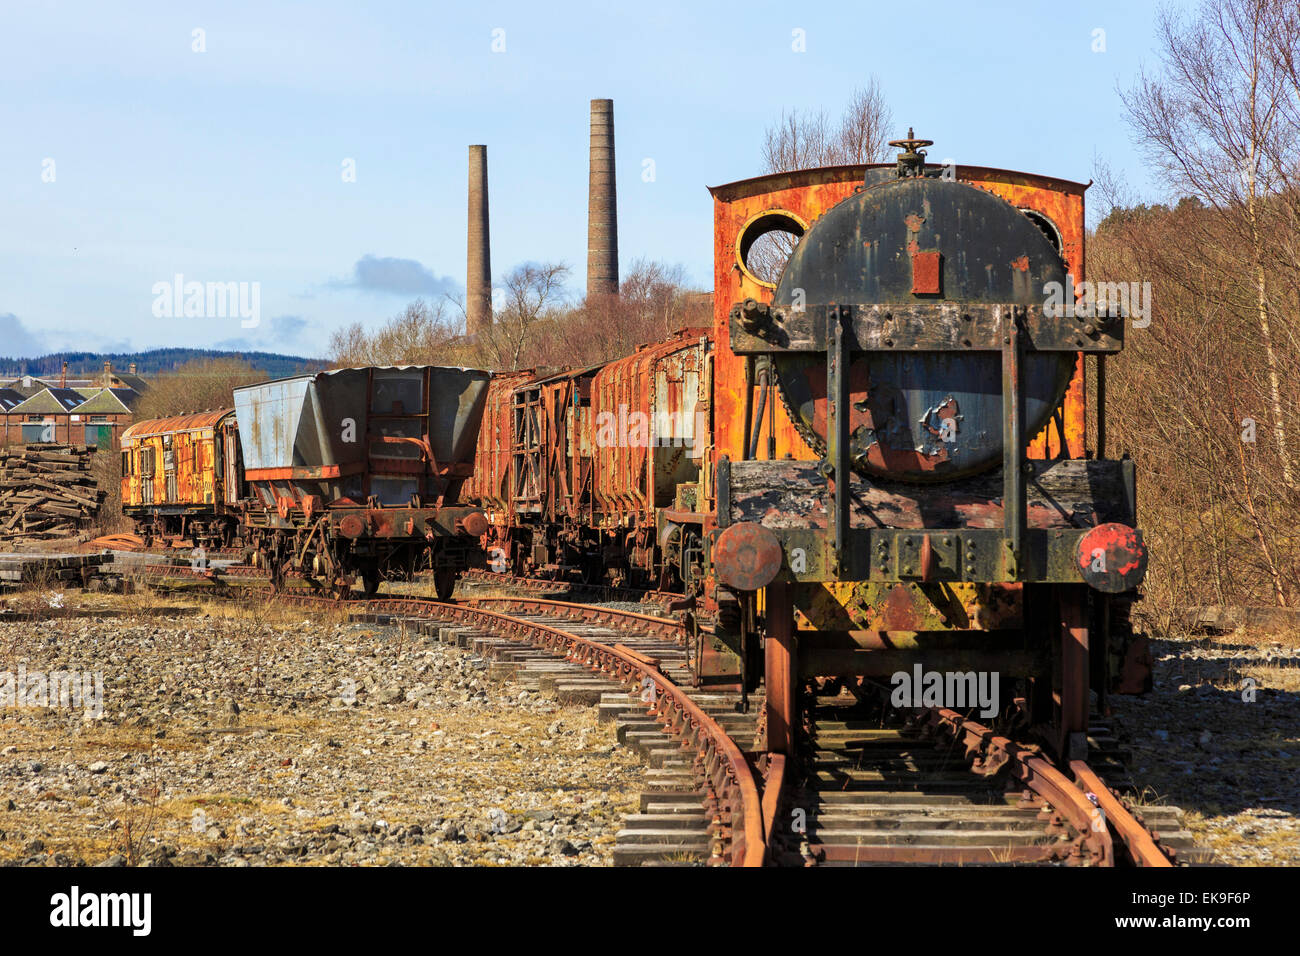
[[737, 210, 808, 289], [1020, 209, 1062, 255]]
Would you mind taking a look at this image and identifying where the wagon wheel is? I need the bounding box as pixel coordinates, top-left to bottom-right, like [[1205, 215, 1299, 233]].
[[328, 575, 353, 601], [433, 569, 457, 602], [579, 553, 602, 585], [268, 558, 286, 594]]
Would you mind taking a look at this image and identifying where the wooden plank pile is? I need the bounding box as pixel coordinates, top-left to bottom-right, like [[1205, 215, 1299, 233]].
[[0, 444, 106, 542], [0, 552, 109, 583]]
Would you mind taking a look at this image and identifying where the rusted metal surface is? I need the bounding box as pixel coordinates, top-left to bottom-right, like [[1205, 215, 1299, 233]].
[[708, 162, 1088, 471], [764, 582, 796, 756], [759, 177, 1079, 484], [759, 754, 786, 866], [120, 410, 236, 540], [589, 330, 709, 527], [464, 595, 687, 643], [1070, 760, 1175, 867], [921, 706, 1114, 866], [725, 457, 1135, 531], [120, 409, 232, 442], [1059, 586, 1090, 760], [712, 521, 782, 592], [465, 370, 537, 516], [1077, 522, 1149, 593], [458, 567, 690, 610], [234, 366, 490, 510]]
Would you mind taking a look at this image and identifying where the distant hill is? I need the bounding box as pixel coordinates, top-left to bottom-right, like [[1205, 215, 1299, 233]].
[[0, 348, 326, 380]]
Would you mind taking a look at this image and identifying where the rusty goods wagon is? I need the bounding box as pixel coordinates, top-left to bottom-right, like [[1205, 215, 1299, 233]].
[[587, 329, 711, 588], [464, 331, 713, 590], [701, 133, 1149, 758], [464, 369, 539, 538], [233, 366, 492, 599], [120, 409, 242, 548], [503, 365, 600, 578]]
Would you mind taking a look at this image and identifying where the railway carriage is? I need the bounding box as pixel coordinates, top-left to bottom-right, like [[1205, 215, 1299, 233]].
[[120, 409, 242, 549]]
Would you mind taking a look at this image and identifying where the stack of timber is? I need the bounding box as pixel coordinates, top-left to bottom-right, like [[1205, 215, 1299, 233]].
[[0, 444, 105, 542], [0, 552, 109, 585]]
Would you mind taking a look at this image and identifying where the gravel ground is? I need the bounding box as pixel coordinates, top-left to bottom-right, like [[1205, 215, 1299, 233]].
[[0, 588, 644, 867], [1109, 624, 1300, 865]]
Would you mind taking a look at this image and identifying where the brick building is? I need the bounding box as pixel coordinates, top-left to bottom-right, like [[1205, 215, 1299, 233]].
[[0, 362, 148, 448]]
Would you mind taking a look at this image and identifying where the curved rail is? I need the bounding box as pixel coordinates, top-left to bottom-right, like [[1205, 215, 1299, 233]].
[[276, 592, 766, 867], [464, 595, 687, 643], [921, 707, 1174, 866]]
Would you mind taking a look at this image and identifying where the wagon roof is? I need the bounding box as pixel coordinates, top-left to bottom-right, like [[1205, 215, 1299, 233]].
[[121, 408, 232, 440], [233, 365, 490, 391]]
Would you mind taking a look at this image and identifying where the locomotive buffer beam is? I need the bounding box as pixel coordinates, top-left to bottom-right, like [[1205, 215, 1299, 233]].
[[715, 458, 1148, 593], [728, 301, 1124, 355], [796, 628, 1047, 679]]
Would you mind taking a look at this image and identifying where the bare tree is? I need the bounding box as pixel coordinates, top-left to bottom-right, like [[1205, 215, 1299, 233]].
[[761, 79, 894, 173], [327, 299, 464, 367], [471, 262, 570, 370], [133, 356, 263, 420], [1120, 0, 1300, 487], [753, 80, 895, 283], [1089, 0, 1300, 610]]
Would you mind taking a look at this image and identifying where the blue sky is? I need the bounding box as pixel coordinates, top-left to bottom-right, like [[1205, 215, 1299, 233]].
[[0, 0, 1177, 359]]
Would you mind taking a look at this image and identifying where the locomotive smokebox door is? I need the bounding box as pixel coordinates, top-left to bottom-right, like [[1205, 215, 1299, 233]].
[[764, 171, 1076, 483]]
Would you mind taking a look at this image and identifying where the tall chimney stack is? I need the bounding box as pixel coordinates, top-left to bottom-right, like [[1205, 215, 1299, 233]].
[[466, 144, 492, 339], [586, 99, 619, 298]]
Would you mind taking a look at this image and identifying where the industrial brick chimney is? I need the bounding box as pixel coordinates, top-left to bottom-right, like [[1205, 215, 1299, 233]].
[[466, 144, 492, 339], [586, 99, 619, 299]]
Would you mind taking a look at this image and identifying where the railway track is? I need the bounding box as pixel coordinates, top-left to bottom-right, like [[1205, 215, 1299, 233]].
[[124, 562, 1206, 866], [764, 689, 1209, 866], [457, 567, 691, 612]]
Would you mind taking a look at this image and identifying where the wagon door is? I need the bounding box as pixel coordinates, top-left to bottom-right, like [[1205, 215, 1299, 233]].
[[512, 385, 544, 516], [368, 368, 428, 505], [163, 434, 177, 502], [222, 422, 241, 505], [141, 446, 155, 504]]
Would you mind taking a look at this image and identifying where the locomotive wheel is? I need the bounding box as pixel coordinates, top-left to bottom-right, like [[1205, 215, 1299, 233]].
[[433, 569, 457, 601]]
